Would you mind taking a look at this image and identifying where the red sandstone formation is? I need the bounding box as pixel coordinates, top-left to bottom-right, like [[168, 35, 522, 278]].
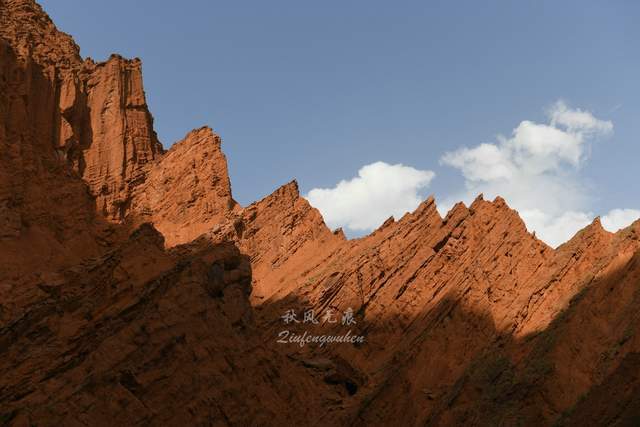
[[2, 1, 640, 426], [79, 54, 163, 220], [130, 126, 238, 247]]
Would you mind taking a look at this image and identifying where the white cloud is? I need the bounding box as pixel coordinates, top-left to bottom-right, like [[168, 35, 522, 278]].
[[439, 100, 632, 248], [519, 210, 593, 247], [440, 143, 514, 182], [505, 120, 583, 171], [549, 100, 614, 135], [601, 209, 640, 232], [305, 101, 635, 247], [306, 161, 435, 232]]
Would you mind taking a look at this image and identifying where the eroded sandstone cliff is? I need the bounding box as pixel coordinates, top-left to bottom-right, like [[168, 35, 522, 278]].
[[2, 1, 640, 426]]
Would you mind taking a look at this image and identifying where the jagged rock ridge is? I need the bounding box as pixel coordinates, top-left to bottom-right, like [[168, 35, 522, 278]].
[[2, 1, 640, 426]]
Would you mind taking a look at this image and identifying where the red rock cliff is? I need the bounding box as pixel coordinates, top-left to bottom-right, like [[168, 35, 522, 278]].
[[3, 1, 640, 426]]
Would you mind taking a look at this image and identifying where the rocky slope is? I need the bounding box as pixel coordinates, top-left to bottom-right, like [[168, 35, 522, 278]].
[[130, 126, 238, 247], [2, 1, 640, 426], [211, 184, 640, 425]]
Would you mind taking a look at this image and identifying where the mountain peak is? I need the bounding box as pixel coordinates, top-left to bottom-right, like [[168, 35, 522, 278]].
[[3, 3, 640, 426], [0, 0, 81, 67]]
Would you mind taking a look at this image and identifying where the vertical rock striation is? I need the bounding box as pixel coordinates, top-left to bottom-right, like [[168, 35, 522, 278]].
[[78, 55, 163, 219]]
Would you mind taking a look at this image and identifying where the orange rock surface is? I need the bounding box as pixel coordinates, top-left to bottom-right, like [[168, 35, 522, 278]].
[[2, 1, 640, 425]]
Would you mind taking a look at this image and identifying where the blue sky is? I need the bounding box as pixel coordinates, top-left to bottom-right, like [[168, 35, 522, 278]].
[[40, 1, 639, 245]]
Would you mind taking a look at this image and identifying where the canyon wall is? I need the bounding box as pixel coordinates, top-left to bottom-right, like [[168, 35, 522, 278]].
[[2, 1, 640, 425]]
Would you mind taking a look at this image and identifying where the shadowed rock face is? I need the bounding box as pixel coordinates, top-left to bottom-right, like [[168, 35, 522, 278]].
[[2, 1, 640, 426]]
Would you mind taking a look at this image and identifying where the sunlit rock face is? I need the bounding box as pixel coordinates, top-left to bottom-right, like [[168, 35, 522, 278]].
[[2, 1, 640, 425]]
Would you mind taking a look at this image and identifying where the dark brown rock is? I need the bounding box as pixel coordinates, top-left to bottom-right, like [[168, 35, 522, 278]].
[[3, 1, 640, 426]]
